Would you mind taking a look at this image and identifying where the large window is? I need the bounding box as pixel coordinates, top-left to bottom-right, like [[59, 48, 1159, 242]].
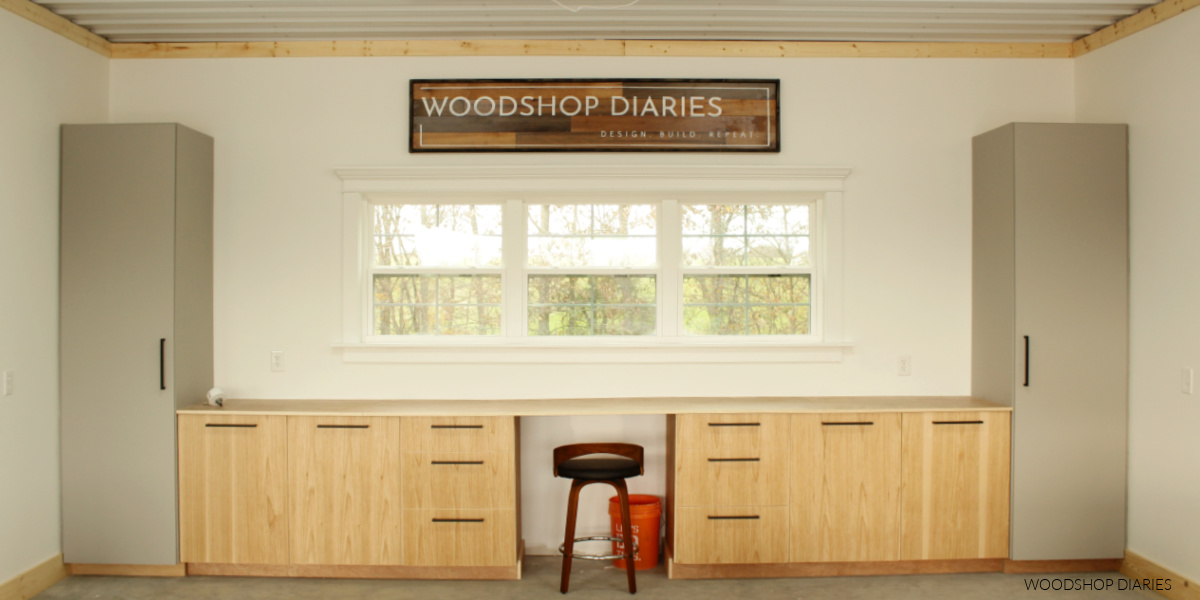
[[365, 197, 818, 340]]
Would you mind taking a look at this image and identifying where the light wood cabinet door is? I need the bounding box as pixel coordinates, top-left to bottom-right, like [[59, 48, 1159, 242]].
[[675, 413, 788, 507], [288, 416, 402, 565], [900, 411, 1010, 560], [790, 413, 902, 562], [673, 507, 788, 565], [178, 414, 288, 565], [402, 509, 516, 567], [402, 452, 515, 509]]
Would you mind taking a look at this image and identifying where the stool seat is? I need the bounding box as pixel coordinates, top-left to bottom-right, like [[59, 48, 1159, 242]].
[[556, 457, 642, 480]]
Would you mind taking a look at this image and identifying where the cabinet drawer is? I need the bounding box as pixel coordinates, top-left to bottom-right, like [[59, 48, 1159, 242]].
[[402, 417, 514, 453], [675, 445, 787, 506], [402, 509, 516, 567], [402, 452, 515, 509], [676, 413, 788, 455], [673, 506, 788, 565]]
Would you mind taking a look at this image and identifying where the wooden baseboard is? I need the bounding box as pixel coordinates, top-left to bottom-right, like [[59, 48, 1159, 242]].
[[667, 557, 1004, 580], [0, 554, 68, 600], [187, 561, 521, 581], [1121, 551, 1200, 600], [67, 563, 186, 577], [1004, 558, 1124, 573]]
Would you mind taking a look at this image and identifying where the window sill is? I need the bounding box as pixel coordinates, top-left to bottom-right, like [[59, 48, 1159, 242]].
[[333, 339, 853, 364]]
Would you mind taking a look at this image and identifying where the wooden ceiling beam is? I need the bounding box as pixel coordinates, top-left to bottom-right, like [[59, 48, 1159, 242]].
[[1073, 0, 1200, 56], [0, 0, 110, 55]]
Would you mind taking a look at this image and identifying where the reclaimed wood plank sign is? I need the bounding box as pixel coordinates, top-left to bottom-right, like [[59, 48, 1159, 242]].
[[410, 79, 779, 153]]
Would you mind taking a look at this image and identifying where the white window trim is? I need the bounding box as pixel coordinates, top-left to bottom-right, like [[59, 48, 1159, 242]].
[[336, 165, 851, 364]]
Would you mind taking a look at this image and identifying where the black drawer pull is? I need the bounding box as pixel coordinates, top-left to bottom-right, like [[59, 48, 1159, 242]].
[[432, 518, 485, 523], [707, 458, 760, 463], [822, 421, 875, 426], [159, 338, 166, 390], [708, 422, 760, 427], [317, 424, 370, 429], [707, 515, 760, 520], [431, 424, 484, 429], [933, 420, 985, 425], [205, 423, 257, 428], [431, 461, 485, 465]]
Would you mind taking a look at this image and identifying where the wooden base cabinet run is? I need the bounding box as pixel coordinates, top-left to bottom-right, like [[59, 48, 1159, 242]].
[[668, 411, 1010, 579], [177, 414, 521, 579]]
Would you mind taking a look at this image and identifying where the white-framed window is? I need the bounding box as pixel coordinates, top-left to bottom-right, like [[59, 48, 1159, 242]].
[[338, 166, 850, 363]]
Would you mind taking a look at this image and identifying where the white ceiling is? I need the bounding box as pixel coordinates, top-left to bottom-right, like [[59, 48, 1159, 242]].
[[35, 0, 1156, 44]]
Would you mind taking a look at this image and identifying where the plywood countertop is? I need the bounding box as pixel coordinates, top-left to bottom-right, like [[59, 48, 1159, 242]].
[[178, 396, 1010, 417]]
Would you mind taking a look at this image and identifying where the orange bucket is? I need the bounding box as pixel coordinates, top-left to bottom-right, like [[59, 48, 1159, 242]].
[[608, 495, 662, 570]]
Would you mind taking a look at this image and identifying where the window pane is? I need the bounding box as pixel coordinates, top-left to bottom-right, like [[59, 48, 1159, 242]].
[[528, 275, 656, 336], [683, 274, 810, 335], [374, 274, 501, 335], [527, 204, 656, 267], [372, 204, 502, 267], [682, 204, 810, 267]]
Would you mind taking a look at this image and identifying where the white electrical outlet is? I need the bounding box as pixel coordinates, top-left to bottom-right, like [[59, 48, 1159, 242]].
[[898, 356, 912, 377], [270, 351, 285, 372], [2, 371, 11, 396], [1183, 367, 1193, 395]]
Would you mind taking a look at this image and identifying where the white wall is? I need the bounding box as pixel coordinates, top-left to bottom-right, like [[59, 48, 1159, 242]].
[[110, 56, 1073, 553], [1076, 10, 1200, 582], [0, 9, 108, 584]]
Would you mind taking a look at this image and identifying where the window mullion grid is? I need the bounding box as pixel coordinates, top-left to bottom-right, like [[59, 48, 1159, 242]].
[[503, 199, 526, 338], [660, 200, 681, 337]]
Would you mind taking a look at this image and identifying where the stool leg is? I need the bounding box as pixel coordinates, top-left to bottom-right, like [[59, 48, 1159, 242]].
[[560, 479, 585, 594], [613, 479, 637, 594]]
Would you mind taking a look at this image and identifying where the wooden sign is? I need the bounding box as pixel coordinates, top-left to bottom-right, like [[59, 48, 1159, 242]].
[[410, 79, 779, 153]]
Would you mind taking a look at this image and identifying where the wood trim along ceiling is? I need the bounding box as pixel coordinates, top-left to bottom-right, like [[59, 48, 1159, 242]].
[[1073, 0, 1200, 56], [0, 0, 109, 56], [0, 0, 1196, 59]]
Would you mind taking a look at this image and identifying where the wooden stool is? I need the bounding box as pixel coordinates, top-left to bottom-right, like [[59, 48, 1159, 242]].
[[553, 443, 644, 594]]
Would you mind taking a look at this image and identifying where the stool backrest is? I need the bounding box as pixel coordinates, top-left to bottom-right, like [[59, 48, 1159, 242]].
[[553, 443, 644, 477]]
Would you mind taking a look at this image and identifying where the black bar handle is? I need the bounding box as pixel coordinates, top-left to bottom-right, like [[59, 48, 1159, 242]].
[[431, 461, 485, 465], [1024, 335, 1030, 387], [707, 458, 760, 463], [431, 424, 484, 429], [205, 424, 257, 428], [707, 515, 760, 520], [317, 424, 370, 429], [708, 422, 760, 427], [822, 422, 875, 426], [933, 420, 985, 425], [159, 338, 166, 390], [432, 518, 485, 523]]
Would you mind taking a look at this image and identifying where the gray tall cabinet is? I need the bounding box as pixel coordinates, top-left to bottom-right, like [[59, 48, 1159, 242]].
[[61, 124, 213, 565], [972, 123, 1127, 561]]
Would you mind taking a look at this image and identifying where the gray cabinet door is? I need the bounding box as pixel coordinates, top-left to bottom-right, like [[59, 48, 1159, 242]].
[[1010, 123, 1128, 560], [61, 124, 182, 565]]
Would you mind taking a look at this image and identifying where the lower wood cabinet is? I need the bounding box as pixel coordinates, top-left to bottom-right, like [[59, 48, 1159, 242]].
[[670, 410, 1011, 573], [790, 413, 902, 563], [287, 416, 403, 566], [900, 411, 1010, 560], [177, 414, 519, 575], [178, 414, 288, 565]]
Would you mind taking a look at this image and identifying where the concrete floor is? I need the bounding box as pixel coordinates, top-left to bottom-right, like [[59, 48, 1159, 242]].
[[36, 557, 1163, 600]]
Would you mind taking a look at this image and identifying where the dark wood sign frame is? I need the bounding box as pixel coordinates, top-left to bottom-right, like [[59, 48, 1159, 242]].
[[409, 78, 780, 153]]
